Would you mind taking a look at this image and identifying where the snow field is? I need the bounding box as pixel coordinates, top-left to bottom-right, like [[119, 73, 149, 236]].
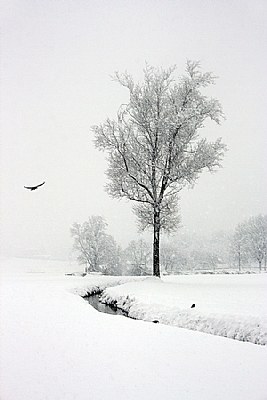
[[1, 259, 267, 399]]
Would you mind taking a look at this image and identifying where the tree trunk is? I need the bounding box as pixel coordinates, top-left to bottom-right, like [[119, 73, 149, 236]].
[[238, 250, 241, 273], [153, 209, 160, 277], [259, 259, 262, 273]]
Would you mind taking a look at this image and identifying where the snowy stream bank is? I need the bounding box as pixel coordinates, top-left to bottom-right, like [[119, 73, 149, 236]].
[[81, 277, 267, 346]]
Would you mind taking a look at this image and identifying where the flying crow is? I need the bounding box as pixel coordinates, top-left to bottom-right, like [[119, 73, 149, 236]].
[[24, 181, 45, 191]]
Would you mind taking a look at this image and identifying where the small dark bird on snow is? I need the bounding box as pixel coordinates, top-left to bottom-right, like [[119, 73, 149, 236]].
[[24, 181, 45, 191], [191, 304, 195, 308]]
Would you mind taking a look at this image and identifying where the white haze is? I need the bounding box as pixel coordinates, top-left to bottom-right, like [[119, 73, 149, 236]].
[[0, 0, 266, 259]]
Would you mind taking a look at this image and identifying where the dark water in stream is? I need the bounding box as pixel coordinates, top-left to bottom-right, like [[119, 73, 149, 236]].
[[84, 294, 129, 317]]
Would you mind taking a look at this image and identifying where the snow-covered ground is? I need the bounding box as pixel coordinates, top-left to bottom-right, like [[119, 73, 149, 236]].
[[0, 258, 267, 399], [101, 274, 267, 345]]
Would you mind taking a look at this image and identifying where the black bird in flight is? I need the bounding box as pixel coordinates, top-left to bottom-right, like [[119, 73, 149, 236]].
[[24, 181, 45, 191]]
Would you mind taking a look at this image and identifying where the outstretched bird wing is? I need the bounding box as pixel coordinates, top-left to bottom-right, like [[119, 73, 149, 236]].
[[36, 181, 45, 188]]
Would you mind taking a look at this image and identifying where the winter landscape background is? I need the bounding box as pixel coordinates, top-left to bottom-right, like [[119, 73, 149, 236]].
[[1, 1, 267, 399], [0, 0, 266, 260]]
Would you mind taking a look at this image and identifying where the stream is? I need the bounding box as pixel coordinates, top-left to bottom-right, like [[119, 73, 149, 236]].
[[84, 294, 129, 317]]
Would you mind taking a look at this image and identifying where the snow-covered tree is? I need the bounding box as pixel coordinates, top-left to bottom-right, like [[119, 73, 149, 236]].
[[70, 216, 119, 274], [231, 215, 267, 272], [231, 223, 250, 271], [93, 62, 226, 276], [101, 239, 123, 276], [160, 242, 177, 274], [123, 239, 151, 275], [160, 240, 189, 273], [167, 231, 229, 273], [246, 215, 267, 272], [208, 231, 231, 265]]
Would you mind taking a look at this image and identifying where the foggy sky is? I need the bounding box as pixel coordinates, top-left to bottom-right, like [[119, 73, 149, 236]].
[[1, 0, 267, 259]]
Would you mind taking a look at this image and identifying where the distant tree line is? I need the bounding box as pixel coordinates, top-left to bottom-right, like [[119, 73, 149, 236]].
[[71, 214, 267, 275], [231, 215, 267, 272], [71, 216, 151, 275], [70, 216, 121, 275]]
